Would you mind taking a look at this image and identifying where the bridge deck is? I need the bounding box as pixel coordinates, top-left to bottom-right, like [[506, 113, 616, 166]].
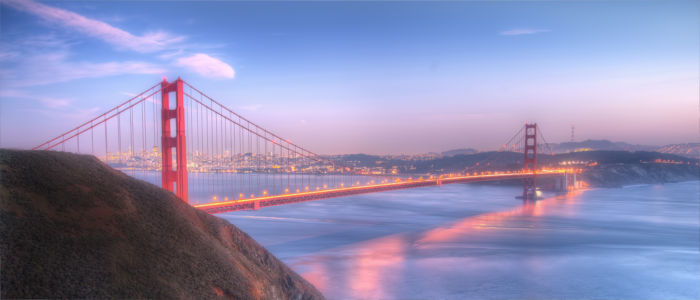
[[194, 171, 568, 214]]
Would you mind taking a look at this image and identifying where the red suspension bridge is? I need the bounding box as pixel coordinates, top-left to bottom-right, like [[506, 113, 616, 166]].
[[33, 78, 580, 214]]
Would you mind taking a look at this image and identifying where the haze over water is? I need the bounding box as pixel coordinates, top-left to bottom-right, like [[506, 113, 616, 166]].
[[212, 180, 699, 299]]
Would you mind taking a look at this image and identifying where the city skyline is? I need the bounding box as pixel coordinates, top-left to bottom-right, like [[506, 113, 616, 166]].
[[1, 0, 698, 154]]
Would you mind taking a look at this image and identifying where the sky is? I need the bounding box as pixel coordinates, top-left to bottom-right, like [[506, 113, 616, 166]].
[[0, 0, 698, 155]]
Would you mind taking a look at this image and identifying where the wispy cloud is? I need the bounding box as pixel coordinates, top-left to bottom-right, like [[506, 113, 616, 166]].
[[2, 88, 102, 122], [0, 51, 19, 61], [22, 106, 102, 121], [0, 89, 73, 108], [2, 0, 185, 53], [0, 47, 165, 87], [175, 53, 235, 79], [159, 49, 185, 60], [499, 28, 551, 36], [39, 97, 72, 108], [2, 0, 236, 82], [240, 104, 263, 111], [0, 4, 170, 87]]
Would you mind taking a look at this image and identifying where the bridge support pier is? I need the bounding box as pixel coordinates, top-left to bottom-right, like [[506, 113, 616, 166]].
[[522, 123, 538, 199], [161, 78, 188, 203], [553, 172, 579, 193], [568, 172, 578, 191], [555, 174, 567, 193]]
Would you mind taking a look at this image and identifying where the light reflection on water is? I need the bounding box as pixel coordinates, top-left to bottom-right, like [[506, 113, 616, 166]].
[[125, 170, 699, 299], [416, 190, 583, 245], [230, 182, 698, 299], [283, 192, 587, 299]]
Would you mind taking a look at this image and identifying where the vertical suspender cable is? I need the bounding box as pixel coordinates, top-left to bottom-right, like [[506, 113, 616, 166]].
[[195, 95, 200, 197], [239, 117, 243, 197], [209, 99, 213, 198], [231, 111, 240, 199], [256, 128, 260, 196], [129, 107, 134, 156], [228, 113, 233, 198], [117, 112, 122, 163], [249, 125, 252, 196], [215, 101, 219, 198], [104, 115, 108, 161], [91, 120, 94, 155], [265, 132, 268, 195], [142, 101, 146, 157], [221, 105, 225, 198]]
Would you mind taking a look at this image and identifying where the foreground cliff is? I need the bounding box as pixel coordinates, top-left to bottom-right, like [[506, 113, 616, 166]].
[[0, 149, 323, 299]]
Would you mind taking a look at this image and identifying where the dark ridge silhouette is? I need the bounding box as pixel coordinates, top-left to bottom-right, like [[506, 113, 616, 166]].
[[0, 149, 324, 299]]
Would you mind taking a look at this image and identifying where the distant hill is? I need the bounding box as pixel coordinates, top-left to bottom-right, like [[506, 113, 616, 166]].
[[333, 149, 699, 187], [336, 153, 383, 163], [423, 150, 699, 187], [548, 139, 656, 153], [0, 150, 323, 299], [441, 140, 696, 157], [441, 148, 478, 156], [545, 140, 700, 159]]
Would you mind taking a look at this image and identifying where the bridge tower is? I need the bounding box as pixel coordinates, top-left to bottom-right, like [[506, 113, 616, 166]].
[[161, 78, 189, 203], [523, 123, 537, 199]]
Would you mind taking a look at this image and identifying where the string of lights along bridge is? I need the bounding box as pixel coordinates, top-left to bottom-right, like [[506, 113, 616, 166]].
[[34, 78, 580, 214]]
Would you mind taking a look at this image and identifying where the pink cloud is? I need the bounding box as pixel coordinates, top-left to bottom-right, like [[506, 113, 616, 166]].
[[175, 53, 235, 79]]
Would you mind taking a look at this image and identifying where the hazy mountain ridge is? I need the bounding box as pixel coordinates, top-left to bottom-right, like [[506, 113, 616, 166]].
[[332, 150, 699, 187], [548, 139, 656, 153], [441, 148, 478, 156], [442, 140, 700, 159], [335, 150, 697, 170], [550, 140, 700, 159], [580, 163, 700, 187]]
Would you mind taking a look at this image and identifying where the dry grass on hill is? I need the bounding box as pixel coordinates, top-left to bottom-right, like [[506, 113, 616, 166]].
[[0, 149, 323, 299]]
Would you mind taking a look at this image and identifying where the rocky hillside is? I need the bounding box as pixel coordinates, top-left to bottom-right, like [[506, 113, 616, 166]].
[[0, 149, 323, 299], [580, 163, 699, 188], [655, 143, 700, 159]]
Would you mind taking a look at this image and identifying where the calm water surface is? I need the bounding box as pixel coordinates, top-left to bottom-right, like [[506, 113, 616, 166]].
[[127, 171, 699, 299]]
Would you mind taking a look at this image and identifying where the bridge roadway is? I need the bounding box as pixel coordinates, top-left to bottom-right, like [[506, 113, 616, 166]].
[[194, 170, 569, 214]]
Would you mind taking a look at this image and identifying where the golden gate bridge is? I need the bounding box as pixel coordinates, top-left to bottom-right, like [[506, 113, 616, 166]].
[[33, 78, 580, 214]]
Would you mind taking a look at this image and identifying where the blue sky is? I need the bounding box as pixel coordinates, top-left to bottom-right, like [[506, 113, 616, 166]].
[[1, 0, 698, 154]]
